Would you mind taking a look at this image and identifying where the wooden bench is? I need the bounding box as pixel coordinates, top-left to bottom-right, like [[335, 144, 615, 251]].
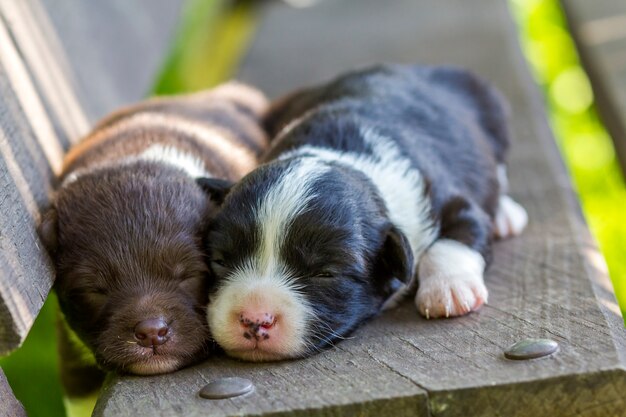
[[1, 0, 625, 416]]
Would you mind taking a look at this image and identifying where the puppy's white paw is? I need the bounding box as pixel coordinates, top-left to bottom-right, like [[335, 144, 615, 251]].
[[415, 239, 487, 319], [416, 273, 488, 319], [494, 195, 528, 239]]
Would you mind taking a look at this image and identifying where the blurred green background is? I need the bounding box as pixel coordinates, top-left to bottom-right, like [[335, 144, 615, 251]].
[[510, 0, 626, 314], [1, 0, 624, 416]]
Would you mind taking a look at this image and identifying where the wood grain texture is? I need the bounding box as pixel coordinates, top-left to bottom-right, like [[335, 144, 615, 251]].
[[95, 0, 626, 415], [0, 0, 184, 353], [0, 16, 58, 354], [561, 0, 626, 177], [0, 368, 26, 417]]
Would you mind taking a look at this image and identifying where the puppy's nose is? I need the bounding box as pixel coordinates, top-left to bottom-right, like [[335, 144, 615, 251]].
[[134, 318, 169, 347], [239, 311, 276, 341]]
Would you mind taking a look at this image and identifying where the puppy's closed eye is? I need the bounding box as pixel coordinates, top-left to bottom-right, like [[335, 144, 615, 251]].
[[178, 275, 204, 295], [212, 259, 227, 267], [313, 272, 334, 278], [68, 285, 108, 296], [209, 254, 231, 277], [88, 287, 108, 296]]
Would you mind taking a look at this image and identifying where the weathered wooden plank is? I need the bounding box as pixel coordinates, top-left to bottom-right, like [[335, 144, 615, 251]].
[[0, 14, 59, 355], [0, 0, 185, 353], [95, 0, 626, 415], [561, 0, 626, 177], [95, 346, 428, 417], [0, 368, 26, 417]]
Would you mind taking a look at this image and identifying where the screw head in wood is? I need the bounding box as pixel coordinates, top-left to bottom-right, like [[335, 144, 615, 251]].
[[504, 338, 559, 360], [199, 377, 254, 400]]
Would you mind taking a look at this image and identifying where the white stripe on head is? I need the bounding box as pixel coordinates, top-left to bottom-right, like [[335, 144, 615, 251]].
[[207, 158, 330, 360], [255, 158, 330, 275], [279, 128, 438, 263], [137, 144, 209, 178], [61, 144, 212, 187], [62, 111, 259, 186], [276, 129, 438, 308], [98, 112, 258, 173]]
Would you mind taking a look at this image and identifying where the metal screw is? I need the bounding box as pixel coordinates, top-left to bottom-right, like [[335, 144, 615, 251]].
[[504, 338, 559, 360], [199, 377, 255, 400]]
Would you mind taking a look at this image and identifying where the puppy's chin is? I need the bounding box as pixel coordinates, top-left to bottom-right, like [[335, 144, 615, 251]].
[[213, 326, 308, 362], [225, 348, 294, 362], [125, 357, 183, 375]]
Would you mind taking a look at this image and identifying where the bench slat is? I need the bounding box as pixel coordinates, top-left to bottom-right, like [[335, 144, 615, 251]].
[[0, 368, 26, 417], [0, 13, 58, 354], [561, 0, 626, 177], [94, 0, 626, 415]]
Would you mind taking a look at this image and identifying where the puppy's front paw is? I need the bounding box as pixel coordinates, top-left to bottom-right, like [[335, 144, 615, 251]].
[[494, 195, 528, 239], [416, 239, 487, 319], [416, 273, 487, 319]]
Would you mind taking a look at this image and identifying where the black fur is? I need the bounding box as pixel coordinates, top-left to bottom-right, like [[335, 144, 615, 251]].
[[264, 64, 508, 259]]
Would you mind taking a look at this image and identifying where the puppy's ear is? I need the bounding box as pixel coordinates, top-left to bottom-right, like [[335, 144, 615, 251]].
[[379, 225, 415, 284], [196, 177, 234, 205], [38, 207, 59, 253]]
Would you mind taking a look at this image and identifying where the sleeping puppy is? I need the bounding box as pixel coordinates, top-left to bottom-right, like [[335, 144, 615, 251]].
[[39, 83, 268, 375], [199, 65, 528, 361]]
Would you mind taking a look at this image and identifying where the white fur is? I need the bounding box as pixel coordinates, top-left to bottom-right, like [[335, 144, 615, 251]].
[[497, 164, 509, 194], [494, 195, 528, 239], [416, 239, 487, 319], [106, 112, 257, 172], [256, 159, 330, 275], [62, 110, 261, 187], [494, 164, 528, 239], [62, 144, 212, 187], [126, 357, 181, 375], [207, 159, 329, 360], [137, 144, 210, 178], [279, 127, 438, 307]]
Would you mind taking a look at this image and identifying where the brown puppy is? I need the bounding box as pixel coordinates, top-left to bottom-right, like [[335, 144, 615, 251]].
[[39, 83, 268, 377]]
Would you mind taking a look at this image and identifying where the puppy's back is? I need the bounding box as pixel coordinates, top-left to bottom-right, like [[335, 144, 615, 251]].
[[265, 65, 510, 163], [63, 83, 269, 181]]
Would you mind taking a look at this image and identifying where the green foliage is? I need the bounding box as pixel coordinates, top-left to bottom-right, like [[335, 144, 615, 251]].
[[0, 295, 66, 417], [153, 0, 257, 95], [510, 0, 626, 317]]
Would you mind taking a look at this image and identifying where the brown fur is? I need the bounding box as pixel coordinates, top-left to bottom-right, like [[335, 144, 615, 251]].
[[39, 82, 268, 379]]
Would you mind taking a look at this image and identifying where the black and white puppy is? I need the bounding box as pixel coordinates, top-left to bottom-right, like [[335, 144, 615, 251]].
[[199, 65, 528, 361]]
